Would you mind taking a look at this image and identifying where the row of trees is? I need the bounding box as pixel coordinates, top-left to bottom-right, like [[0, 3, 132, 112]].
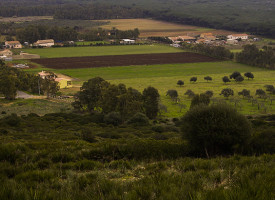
[[72, 77, 160, 120], [12, 25, 140, 44], [181, 43, 233, 60], [235, 45, 275, 69], [0, 61, 59, 100], [175, 72, 254, 87], [15, 25, 78, 44], [79, 28, 140, 42]]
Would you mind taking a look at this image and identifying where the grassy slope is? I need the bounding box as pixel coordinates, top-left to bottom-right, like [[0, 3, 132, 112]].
[[23, 45, 184, 58], [50, 61, 275, 117]]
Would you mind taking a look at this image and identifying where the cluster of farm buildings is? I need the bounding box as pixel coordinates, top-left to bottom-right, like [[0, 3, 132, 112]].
[[168, 33, 250, 47]]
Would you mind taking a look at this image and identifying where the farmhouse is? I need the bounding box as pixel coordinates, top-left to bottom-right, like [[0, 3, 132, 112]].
[[179, 36, 196, 42], [120, 39, 135, 44], [200, 33, 216, 41], [168, 37, 181, 43], [5, 41, 22, 49], [34, 39, 55, 47], [227, 39, 238, 44], [227, 34, 249, 40], [55, 78, 73, 89], [38, 71, 72, 89]]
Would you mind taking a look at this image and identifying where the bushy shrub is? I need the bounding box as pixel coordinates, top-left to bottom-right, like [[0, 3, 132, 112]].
[[190, 94, 210, 108], [104, 112, 122, 126], [81, 128, 97, 143], [250, 129, 275, 154], [180, 103, 252, 157], [126, 112, 149, 126]]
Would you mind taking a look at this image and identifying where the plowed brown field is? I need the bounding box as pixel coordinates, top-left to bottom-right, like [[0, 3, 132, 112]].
[[31, 52, 219, 69]]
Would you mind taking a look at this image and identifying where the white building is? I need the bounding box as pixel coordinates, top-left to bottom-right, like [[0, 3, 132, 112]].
[[227, 34, 249, 40], [5, 41, 22, 49], [120, 39, 135, 44], [34, 39, 55, 47]]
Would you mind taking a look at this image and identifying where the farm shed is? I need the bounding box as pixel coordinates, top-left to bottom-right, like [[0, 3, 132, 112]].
[[5, 41, 22, 49], [227, 34, 249, 40], [120, 39, 135, 44], [34, 39, 55, 47]]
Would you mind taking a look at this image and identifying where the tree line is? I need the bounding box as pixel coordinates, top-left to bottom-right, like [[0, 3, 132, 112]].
[[181, 43, 233, 60], [72, 77, 160, 121], [235, 44, 275, 69], [0, 61, 59, 100], [1, 0, 274, 38], [1, 25, 140, 44]]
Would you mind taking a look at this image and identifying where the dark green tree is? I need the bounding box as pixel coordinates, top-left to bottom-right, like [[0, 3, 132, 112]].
[[255, 89, 266, 98], [190, 77, 197, 83], [180, 103, 252, 157], [204, 90, 214, 98], [177, 80, 184, 87], [166, 90, 178, 100], [73, 77, 107, 112], [238, 89, 250, 98], [184, 89, 195, 98], [230, 71, 241, 80], [143, 86, 160, 119], [220, 88, 234, 98], [222, 76, 231, 84], [204, 76, 212, 82], [0, 74, 17, 100], [190, 93, 210, 109], [244, 72, 254, 80], [235, 75, 244, 83]]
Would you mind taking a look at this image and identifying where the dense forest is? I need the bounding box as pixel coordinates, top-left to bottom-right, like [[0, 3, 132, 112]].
[[0, 0, 275, 38]]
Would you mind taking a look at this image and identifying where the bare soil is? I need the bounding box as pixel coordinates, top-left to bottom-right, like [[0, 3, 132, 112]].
[[31, 52, 219, 69]]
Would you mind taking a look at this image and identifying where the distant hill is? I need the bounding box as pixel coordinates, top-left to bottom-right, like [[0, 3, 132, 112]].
[[0, 0, 274, 37]]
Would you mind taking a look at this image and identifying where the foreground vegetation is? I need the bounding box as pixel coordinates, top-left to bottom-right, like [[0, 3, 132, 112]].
[[0, 109, 274, 200]]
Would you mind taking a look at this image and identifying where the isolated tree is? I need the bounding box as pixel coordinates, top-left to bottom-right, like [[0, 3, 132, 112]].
[[244, 72, 254, 80], [235, 75, 244, 83], [166, 89, 178, 100], [184, 89, 195, 98], [177, 80, 184, 87], [0, 74, 17, 100], [190, 77, 197, 83], [230, 71, 241, 80], [180, 104, 252, 157], [222, 76, 231, 84], [143, 86, 160, 119], [190, 93, 210, 109], [220, 88, 234, 98], [204, 76, 212, 82], [264, 85, 275, 94], [204, 90, 214, 98], [256, 89, 266, 98], [238, 89, 250, 98]]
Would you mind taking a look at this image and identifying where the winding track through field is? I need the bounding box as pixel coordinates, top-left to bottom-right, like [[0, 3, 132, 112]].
[[31, 52, 219, 69]]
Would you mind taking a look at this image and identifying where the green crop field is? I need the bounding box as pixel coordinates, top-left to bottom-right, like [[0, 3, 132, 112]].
[[23, 45, 184, 58], [31, 61, 275, 117]]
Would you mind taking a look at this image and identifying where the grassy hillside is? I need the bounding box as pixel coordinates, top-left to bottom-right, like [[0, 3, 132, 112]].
[[24, 45, 184, 58], [0, 112, 274, 200]]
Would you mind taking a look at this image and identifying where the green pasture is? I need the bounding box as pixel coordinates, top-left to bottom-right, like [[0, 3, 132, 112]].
[[49, 61, 275, 117], [74, 41, 110, 46], [23, 44, 183, 58]]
